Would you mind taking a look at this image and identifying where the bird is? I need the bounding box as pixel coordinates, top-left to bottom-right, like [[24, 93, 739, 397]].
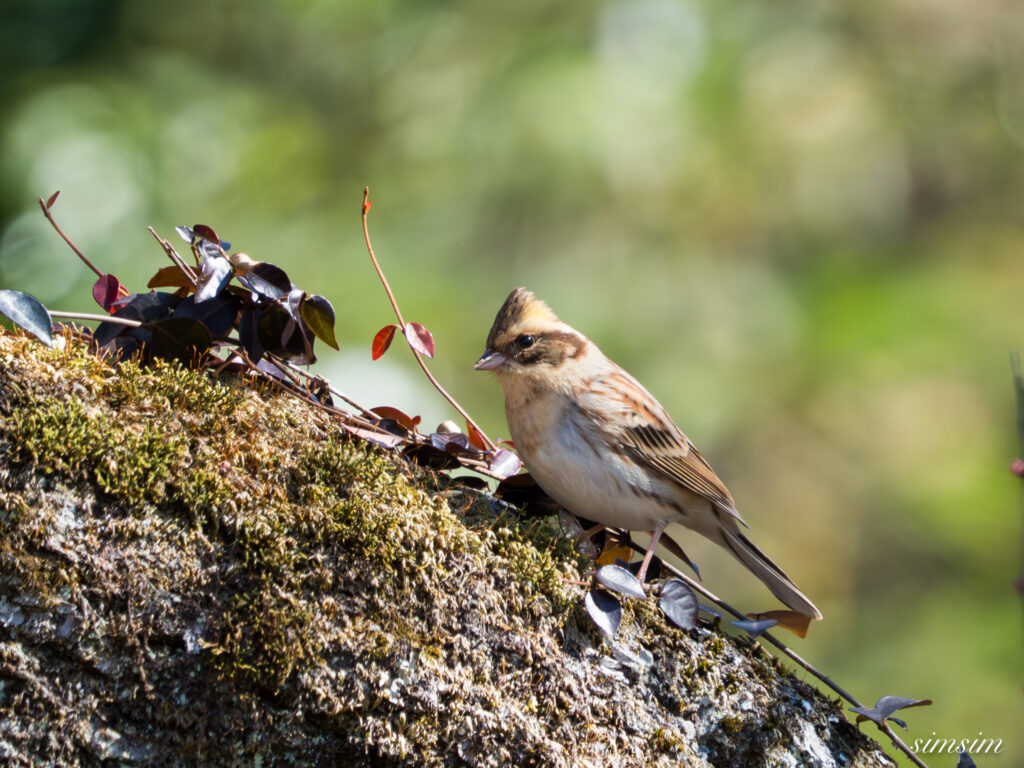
[[474, 287, 822, 620]]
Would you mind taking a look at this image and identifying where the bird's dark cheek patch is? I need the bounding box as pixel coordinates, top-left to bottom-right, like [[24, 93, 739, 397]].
[[519, 345, 566, 367]]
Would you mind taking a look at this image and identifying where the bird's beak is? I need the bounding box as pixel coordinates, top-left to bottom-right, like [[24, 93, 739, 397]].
[[474, 349, 507, 371]]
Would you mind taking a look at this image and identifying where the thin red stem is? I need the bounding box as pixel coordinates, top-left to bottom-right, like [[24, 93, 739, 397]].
[[361, 188, 497, 452], [37, 197, 104, 279]]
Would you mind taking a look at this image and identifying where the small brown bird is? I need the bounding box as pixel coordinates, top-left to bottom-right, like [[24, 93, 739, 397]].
[[475, 287, 821, 619]]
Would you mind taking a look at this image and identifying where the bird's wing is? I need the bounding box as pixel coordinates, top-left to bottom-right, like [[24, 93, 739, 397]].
[[578, 369, 746, 526]]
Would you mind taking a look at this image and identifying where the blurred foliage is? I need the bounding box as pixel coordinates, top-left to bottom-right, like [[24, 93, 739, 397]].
[[2, 0, 1023, 760]]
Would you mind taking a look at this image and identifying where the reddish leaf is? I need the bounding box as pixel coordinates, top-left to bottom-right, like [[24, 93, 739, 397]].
[[45, 191, 60, 209], [404, 322, 434, 358], [192, 224, 220, 244], [466, 420, 487, 451], [746, 610, 812, 639], [147, 265, 194, 290], [92, 274, 124, 313], [362, 198, 372, 215], [372, 324, 399, 360], [370, 406, 421, 431], [343, 422, 405, 449], [489, 448, 521, 479]]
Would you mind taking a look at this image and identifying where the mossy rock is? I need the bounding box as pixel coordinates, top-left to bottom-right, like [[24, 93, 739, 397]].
[[0, 332, 892, 767]]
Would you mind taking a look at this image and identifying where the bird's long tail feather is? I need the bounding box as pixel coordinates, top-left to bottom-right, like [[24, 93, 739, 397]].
[[720, 527, 822, 620]]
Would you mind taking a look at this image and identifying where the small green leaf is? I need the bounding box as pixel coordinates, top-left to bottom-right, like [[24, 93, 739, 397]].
[[300, 294, 339, 350], [0, 289, 53, 347]]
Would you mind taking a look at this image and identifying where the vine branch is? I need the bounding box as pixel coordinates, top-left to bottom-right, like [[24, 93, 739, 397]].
[[361, 188, 497, 451], [626, 539, 931, 768], [36, 196, 104, 279]]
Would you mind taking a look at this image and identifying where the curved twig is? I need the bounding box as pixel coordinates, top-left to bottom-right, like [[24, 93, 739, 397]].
[[626, 539, 931, 768], [361, 188, 497, 452]]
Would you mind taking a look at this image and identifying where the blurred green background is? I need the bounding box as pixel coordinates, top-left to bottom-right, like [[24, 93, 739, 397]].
[[2, 0, 1022, 762]]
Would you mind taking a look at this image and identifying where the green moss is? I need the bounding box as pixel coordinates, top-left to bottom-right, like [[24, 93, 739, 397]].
[[0, 334, 592, 706], [719, 714, 744, 735]]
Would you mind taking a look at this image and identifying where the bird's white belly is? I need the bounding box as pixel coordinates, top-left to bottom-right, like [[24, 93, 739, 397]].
[[520, 421, 681, 533]]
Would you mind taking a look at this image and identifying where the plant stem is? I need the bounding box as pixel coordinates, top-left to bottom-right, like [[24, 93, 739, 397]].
[[147, 227, 198, 286], [1012, 352, 1024, 649], [361, 187, 497, 451], [37, 197, 104, 279], [49, 311, 142, 328], [626, 540, 931, 768]]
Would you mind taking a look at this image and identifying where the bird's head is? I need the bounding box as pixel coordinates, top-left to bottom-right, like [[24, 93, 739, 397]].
[[474, 288, 588, 381]]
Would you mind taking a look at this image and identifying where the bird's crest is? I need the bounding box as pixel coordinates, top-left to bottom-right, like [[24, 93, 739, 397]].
[[485, 287, 560, 348]]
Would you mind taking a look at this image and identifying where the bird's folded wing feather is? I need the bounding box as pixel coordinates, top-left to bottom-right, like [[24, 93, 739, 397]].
[[579, 370, 746, 525]]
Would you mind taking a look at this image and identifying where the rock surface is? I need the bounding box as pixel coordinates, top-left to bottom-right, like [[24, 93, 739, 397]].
[[0, 333, 893, 767]]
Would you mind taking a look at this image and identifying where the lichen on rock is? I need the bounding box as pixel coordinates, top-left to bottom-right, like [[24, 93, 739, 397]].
[[0, 332, 893, 767]]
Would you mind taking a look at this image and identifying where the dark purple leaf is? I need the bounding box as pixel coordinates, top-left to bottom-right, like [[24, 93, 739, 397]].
[[256, 358, 289, 382], [623, 557, 662, 582], [300, 294, 339, 350], [192, 224, 220, 244], [596, 565, 646, 599], [496, 474, 562, 519], [173, 294, 240, 337], [850, 696, 932, 730], [404, 322, 434, 358], [369, 407, 420, 432], [92, 274, 124, 312], [148, 317, 213, 366], [257, 305, 290, 352], [342, 422, 405, 449], [239, 262, 291, 300], [489, 449, 521, 479], [732, 618, 777, 637], [195, 257, 232, 303], [285, 289, 305, 321], [430, 431, 471, 454], [92, 291, 182, 350], [238, 307, 264, 362], [660, 579, 699, 630], [281, 316, 316, 365], [0, 290, 52, 347], [585, 589, 621, 638], [402, 442, 461, 470], [197, 239, 222, 261]]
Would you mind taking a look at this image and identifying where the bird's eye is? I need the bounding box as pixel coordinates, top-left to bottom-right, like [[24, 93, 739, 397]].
[[517, 334, 536, 349]]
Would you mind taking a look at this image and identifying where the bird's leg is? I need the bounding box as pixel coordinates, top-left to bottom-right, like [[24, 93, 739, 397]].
[[635, 522, 667, 584]]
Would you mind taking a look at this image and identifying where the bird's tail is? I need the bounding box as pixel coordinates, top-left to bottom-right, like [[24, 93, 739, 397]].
[[719, 527, 822, 620]]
